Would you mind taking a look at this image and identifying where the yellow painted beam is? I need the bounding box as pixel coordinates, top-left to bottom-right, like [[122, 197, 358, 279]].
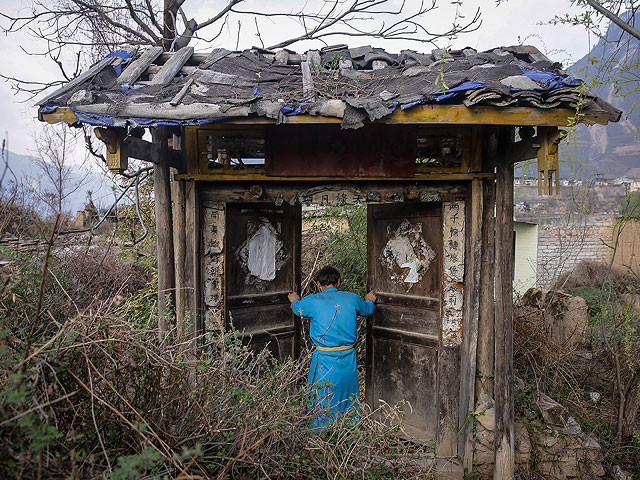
[[38, 104, 610, 128], [386, 105, 610, 126], [39, 108, 77, 124]]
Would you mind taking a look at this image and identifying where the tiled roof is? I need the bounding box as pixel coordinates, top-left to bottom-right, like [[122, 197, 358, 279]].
[[38, 44, 621, 129]]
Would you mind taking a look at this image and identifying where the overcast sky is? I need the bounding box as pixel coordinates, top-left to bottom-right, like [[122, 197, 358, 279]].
[[1, 0, 595, 160]]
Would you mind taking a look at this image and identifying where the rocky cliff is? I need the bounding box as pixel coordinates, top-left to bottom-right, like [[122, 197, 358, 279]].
[[564, 10, 640, 180]]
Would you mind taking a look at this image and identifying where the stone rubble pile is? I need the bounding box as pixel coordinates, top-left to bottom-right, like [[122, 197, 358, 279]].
[[472, 389, 604, 479]]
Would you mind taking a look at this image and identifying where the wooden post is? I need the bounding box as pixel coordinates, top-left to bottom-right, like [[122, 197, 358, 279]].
[[184, 180, 200, 346], [477, 178, 496, 400], [172, 176, 187, 338], [460, 177, 483, 471], [153, 126, 175, 335], [494, 128, 515, 479]]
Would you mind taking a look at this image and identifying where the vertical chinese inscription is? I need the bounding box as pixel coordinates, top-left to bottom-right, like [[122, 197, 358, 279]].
[[442, 201, 465, 346], [203, 203, 225, 336]]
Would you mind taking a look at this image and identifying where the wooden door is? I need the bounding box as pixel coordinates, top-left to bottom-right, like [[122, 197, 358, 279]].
[[225, 203, 301, 361], [367, 203, 459, 454]]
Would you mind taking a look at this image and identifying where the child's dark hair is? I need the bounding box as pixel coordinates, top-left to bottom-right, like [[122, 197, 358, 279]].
[[315, 266, 341, 286]]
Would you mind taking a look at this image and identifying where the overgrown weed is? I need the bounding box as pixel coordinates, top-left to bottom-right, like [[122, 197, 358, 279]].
[[515, 260, 640, 476], [0, 241, 434, 479]]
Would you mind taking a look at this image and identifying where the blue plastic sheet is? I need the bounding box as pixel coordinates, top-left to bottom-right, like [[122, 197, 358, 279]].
[[39, 103, 59, 114], [105, 50, 132, 76], [522, 69, 583, 90], [432, 81, 485, 101], [401, 100, 422, 111], [281, 102, 310, 116], [399, 81, 484, 108]]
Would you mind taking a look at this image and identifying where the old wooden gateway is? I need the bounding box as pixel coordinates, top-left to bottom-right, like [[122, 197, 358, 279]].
[[202, 171, 466, 452], [38, 44, 620, 477]]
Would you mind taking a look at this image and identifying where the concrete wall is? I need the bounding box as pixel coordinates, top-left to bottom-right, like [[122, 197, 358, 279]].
[[613, 218, 640, 276]]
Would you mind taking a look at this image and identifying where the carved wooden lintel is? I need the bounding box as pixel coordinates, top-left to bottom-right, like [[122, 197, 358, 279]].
[[535, 127, 564, 195]]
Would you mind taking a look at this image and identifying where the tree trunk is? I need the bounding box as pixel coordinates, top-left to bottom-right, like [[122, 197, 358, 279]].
[[622, 368, 640, 440], [163, 0, 177, 51]]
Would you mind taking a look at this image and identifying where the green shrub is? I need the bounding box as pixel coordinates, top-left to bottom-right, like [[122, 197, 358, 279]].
[[307, 204, 367, 297]]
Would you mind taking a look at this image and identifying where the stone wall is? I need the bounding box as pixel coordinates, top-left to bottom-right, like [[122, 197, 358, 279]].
[[473, 392, 605, 479], [515, 184, 625, 288], [535, 215, 614, 288]]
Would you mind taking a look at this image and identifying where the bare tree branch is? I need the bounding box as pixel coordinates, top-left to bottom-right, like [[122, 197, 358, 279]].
[[193, 0, 243, 31], [584, 0, 640, 40], [124, 0, 163, 45], [1, 1, 483, 105]]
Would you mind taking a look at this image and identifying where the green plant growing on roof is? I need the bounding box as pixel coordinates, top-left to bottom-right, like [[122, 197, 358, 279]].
[[310, 53, 345, 98], [433, 48, 452, 96]]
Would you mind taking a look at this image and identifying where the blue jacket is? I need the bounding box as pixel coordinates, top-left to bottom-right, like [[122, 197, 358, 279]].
[[291, 287, 376, 428], [290, 287, 375, 347]]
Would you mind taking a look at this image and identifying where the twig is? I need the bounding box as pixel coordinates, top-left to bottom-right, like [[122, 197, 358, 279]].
[[68, 369, 191, 477], [302, 248, 322, 294], [84, 348, 112, 473], [0, 391, 78, 426], [13, 314, 82, 371], [216, 430, 270, 480], [22, 214, 61, 366], [124, 168, 149, 246], [254, 17, 264, 49], [235, 20, 242, 50], [58, 167, 152, 236]]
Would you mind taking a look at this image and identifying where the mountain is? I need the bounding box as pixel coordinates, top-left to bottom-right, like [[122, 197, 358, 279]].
[[1, 150, 117, 214], [564, 10, 640, 180]]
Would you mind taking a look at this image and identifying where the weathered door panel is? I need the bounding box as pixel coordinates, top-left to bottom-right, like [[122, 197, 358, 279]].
[[372, 337, 438, 435], [224, 203, 301, 361], [367, 202, 458, 452]]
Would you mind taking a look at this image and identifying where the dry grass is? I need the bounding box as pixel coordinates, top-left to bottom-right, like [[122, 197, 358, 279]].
[[514, 289, 640, 476], [0, 241, 435, 479], [553, 259, 638, 292]]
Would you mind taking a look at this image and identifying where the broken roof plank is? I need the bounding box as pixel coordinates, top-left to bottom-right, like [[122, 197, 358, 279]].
[[199, 48, 233, 69], [117, 46, 163, 85], [149, 46, 194, 86], [38, 48, 136, 105], [170, 78, 195, 106]]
